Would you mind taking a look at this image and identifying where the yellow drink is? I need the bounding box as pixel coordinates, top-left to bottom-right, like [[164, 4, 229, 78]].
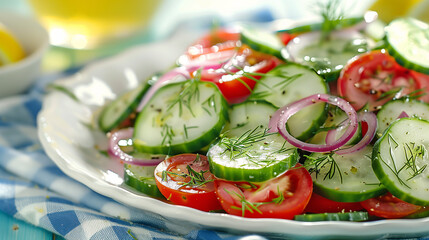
[[369, 0, 429, 23], [28, 0, 161, 49]]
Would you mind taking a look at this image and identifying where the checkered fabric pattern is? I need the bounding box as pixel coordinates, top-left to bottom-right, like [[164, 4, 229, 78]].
[[0, 74, 269, 240], [0, 8, 282, 240]]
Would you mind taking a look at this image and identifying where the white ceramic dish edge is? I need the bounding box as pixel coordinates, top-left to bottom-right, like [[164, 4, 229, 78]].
[[37, 28, 429, 240]]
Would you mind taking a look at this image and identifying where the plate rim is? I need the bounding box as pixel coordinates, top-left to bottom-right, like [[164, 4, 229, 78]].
[[37, 28, 429, 239]]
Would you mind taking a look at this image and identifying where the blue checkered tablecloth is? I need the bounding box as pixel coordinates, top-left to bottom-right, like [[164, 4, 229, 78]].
[[1, 3, 428, 239], [0, 6, 280, 240], [0, 67, 271, 239]]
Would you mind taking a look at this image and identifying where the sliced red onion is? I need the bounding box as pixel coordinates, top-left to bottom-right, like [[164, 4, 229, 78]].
[[325, 119, 349, 145], [397, 111, 409, 119], [198, 49, 252, 83], [137, 67, 190, 112], [178, 49, 236, 71], [108, 128, 164, 166], [274, 94, 358, 152], [332, 111, 377, 155]]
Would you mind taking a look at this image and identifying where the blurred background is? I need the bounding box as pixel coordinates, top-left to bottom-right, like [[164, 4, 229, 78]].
[[0, 0, 428, 238], [0, 0, 426, 72]]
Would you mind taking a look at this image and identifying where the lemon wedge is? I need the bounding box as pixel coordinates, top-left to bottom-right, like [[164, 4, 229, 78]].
[[369, 0, 429, 23], [0, 24, 25, 67]]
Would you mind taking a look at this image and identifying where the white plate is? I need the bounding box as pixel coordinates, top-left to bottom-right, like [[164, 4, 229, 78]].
[[37, 29, 429, 239]]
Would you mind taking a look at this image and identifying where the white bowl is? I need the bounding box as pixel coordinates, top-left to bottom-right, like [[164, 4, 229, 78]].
[[0, 11, 49, 97]]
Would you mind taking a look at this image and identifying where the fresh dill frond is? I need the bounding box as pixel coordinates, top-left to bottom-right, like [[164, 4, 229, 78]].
[[220, 127, 275, 160], [161, 123, 174, 146], [403, 142, 427, 181], [167, 72, 202, 117], [317, 0, 345, 42], [162, 155, 214, 188], [305, 153, 343, 183]]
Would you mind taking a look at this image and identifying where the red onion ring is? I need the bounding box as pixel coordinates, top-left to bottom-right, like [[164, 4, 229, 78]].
[[325, 119, 349, 145], [108, 128, 164, 166], [178, 49, 236, 72], [330, 111, 377, 155], [274, 94, 358, 152], [137, 67, 190, 112]]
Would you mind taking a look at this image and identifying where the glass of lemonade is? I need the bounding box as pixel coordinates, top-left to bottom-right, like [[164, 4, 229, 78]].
[[27, 0, 162, 49]]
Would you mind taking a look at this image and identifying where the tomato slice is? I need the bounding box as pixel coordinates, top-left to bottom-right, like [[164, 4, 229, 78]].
[[214, 163, 313, 219], [304, 192, 363, 213], [179, 28, 281, 104], [154, 154, 222, 211], [200, 46, 281, 104], [410, 70, 429, 103], [278, 32, 297, 45], [360, 192, 421, 219], [337, 50, 422, 111], [181, 28, 240, 67], [190, 28, 240, 50]]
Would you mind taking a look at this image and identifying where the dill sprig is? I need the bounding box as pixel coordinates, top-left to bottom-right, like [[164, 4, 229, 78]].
[[378, 134, 428, 188], [403, 142, 427, 181], [305, 153, 343, 183], [201, 94, 217, 116], [226, 188, 264, 216], [376, 87, 426, 102], [161, 123, 174, 146], [167, 72, 202, 117], [162, 155, 214, 188], [183, 124, 198, 139], [317, 0, 345, 42], [382, 133, 410, 187], [220, 127, 275, 160], [220, 64, 303, 101], [251, 72, 303, 100], [225, 185, 285, 217], [223, 65, 269, 91]]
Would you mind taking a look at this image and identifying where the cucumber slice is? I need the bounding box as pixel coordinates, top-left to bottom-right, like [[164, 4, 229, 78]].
[[310, 106, 362, 145], [240, 27, 283, 59], [249, 63, 328, 141], [385, 18, 429, 74], [283, 30, 371, 82], [372, 117, 429, 206], [377, 99, 429, 137], [124, 164, 164, 199], [294, 211, 368, 222], [207, 131, 298, 182], [133, 80, 228, 155], [224, 100, 277, 138], [98, 82, 148, 132], [305, 146, 386, 202], [277, 16, 364, 34]]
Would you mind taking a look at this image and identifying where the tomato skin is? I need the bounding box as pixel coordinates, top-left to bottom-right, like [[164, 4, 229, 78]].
[[154, 154, 222, 212], [410, 71, 429, 103], [184, 28, 240, 63], [278, 32, 297, 45], [337, 50, 421, 111], [360, 192, 421, 219], [304, 192, 363, 213], [182, 28, 281, 104], [192, 29, 240, 49], [214, 164, 313, 219], [200, 47, 281, 104]]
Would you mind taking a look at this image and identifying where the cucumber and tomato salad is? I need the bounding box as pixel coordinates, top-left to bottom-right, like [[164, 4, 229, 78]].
[[99, 16, 429, 221]]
